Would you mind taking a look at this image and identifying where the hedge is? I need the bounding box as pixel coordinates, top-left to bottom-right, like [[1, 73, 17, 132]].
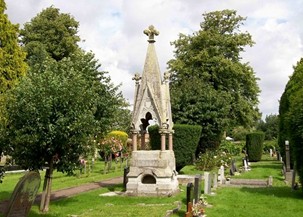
[[246, 132, 264, 162], [149, 124, 202, 171]]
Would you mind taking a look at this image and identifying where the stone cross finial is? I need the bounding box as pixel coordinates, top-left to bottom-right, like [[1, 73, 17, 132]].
[[143, 25, 159, 43], [132, 73, 141, 84]]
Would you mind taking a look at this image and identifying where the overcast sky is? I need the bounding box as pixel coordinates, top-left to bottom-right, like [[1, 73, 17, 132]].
[[5, 0, 303, 118]]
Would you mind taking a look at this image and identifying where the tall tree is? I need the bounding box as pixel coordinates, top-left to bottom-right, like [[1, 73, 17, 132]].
[[20, 6, 80, 63], [0, 0, 27, 171], [5, 6, 125, 211], [279, 58, 303, 186], [169, 10, 260, 153], [0, 0, 27, 93], [5, 57, 99, 212], [256, 114, 279, 140]]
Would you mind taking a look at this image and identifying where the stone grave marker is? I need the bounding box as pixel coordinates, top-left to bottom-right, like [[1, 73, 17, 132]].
[[243, 158, 251, 171], [4, 171, 41, 217], [204, 172, 211, 195], [270, 149, 273, 157], [194, 174, 202, 203], [229, 159, 237, 176], [213, 172, 218, 189], [186, 182, 194, 212], [219, 165, 225, 184], [123, 166, 129, 190]]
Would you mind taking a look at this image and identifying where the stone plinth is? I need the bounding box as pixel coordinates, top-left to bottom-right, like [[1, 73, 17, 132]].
[[126, 150, 179, 196]]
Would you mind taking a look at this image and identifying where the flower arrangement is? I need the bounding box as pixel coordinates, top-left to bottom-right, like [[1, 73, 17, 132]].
[[192, 195, 208, 217]]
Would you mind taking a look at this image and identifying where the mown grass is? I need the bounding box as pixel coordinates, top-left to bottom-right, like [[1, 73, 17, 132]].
[[1, 155, 303, 217], [0, 159, 126, 201]]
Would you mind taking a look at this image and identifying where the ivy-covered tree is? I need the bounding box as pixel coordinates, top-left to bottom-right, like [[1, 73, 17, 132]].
[[169, 10, 260, 153]]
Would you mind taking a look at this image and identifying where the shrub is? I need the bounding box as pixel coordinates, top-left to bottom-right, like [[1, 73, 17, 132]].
[[149, 124, 202, 171], [231, 126, 250, 141], [263, 140, 278, 153], [107, 131, 128, 146], [219, 140, 243, 156], [195, 149, 232, 171], [246, 132, 265, 162]]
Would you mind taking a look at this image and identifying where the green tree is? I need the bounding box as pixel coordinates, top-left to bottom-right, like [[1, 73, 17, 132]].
[[0, 0, 27, 181], [168, 10, 260, 153], [279, 58, 303, 186], [5, 57, 100, 212], [5, 6, 125, 211], [256, 114, 279, 140], [0, 0, 27, 93], [20, 6, 80, 63]]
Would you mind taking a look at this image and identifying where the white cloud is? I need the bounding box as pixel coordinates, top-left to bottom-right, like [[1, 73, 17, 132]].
[[5, 0, 303, 118]]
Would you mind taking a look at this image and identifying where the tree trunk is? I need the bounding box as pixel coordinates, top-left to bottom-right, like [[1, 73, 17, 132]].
[[40, 159, 54, 213]]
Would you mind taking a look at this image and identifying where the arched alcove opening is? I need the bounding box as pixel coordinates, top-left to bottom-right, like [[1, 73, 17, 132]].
[[140, 112, 153, 130], [142, 174, 156, 184]]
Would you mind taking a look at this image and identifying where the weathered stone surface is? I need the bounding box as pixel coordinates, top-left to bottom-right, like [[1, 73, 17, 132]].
[[5, 171, 41, 217], [126, 150, 178, 196]]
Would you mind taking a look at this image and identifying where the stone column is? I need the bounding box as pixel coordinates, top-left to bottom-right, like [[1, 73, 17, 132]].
[[161, 133, 166, 151], [141, 131, 146, 150], [132, 131, 138, 151], [285, 140, 291, 172], [168, 133, 173, 150]]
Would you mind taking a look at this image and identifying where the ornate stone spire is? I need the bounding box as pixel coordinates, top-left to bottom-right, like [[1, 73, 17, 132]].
[[131, 25, 173, 136], [143, 25, 159, 43]]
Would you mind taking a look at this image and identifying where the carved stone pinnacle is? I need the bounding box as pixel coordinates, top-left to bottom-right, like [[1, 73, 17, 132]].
[[132, 73, 141, 84]]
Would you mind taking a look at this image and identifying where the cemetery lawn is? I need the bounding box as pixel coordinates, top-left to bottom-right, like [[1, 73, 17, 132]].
[[1, 155, 303, 217], [0, 159, 125, 201]]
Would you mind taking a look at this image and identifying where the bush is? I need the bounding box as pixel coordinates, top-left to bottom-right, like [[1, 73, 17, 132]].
[[246, 132, 265, 162], [107, 131, 128, 146], [231, 126, 250, 141], [219, 140, 243, 156], [195, 149, 232, 171], [263, 140, 278, 153], [149, 124, 202, 171]]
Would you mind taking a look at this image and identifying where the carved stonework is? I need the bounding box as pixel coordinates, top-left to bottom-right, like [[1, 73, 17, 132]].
[[127, 25, 178, 196], [143, 25, 159, 43]]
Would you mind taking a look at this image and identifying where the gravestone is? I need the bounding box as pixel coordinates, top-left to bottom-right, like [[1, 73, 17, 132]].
[[219, 165, 225, 184], [204, 172, 211, 195], [270, 149, 273, 157], [186, 182, 194, 212], [213, 172, 218, 189], [229, 159, 237, 176], [123, 166, 130, 190], [291, 170, 297, 190], [5, 171, 41, 217], [194, 174, 202, 203], [243, 158, 251, 171]]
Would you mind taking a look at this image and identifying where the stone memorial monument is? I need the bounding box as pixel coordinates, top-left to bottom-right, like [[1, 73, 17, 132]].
[[126, 25, 179, 196], [4, 171, 41, 217]]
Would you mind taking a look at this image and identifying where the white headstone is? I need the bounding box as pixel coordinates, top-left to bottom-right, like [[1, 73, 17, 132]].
[[204, 172, 211, 195], [270, 149, 273, 157], [220, 165, 225, 184]]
